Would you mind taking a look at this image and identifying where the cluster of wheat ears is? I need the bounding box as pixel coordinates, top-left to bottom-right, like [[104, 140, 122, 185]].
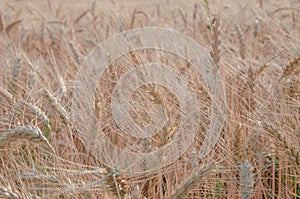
[[0, 0, 300, 198]]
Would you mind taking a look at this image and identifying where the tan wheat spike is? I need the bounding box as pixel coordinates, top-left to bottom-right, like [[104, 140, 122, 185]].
[[5, 19, 22, 34], [169, 162, 216, 199], [95, 87, 102, 121], [261, 122, 300, 170], [0, 125, 55, 153], [0, 85, 13, 101], [210, 14, 221, 68], [0, 9, 3, 32], [240, 159, 254, 199], [43, 88, 69, 125], [103, 167, 127, 199], [235, 25, 246, 60], [43, 89, 88, 154], [27, 102, 50, 128], [129, 50, 141, 66], [74, 9, 90, 25], [0, 187, 19, 199], [17, 172, 60, 183], [130, 9, 137, 29], [11, 57, 22, 95], [280, 56, 300, 80], [69, 41, 82, 64], [253, 63, 270, 79], [50, 51, 67, 97]]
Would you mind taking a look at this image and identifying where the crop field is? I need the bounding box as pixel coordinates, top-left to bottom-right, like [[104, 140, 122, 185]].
[[0, 0, 300, 198]]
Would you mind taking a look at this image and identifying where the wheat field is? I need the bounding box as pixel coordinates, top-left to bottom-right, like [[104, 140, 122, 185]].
[[0, 0, 300, 198]]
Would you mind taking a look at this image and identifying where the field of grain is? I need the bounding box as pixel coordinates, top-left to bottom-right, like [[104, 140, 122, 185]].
[[0, 0, 300, 198]]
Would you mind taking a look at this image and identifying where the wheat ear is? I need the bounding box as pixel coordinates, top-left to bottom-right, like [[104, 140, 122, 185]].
[[103, 167, 127, 199], [280, 56, 300, 80], [27, 102, 50, 128], [240, 159, 254, 199], [43, 88, 69, 125], [0, 9, 3, 32], [210, 15, 221, 68], [0, 125, 55, 153], [0, 85, 13, 101], [0, 187, 19, 199], [261, 122, 300, 172], [235, 25, 246, 60], [169, 162, 215, 199]]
